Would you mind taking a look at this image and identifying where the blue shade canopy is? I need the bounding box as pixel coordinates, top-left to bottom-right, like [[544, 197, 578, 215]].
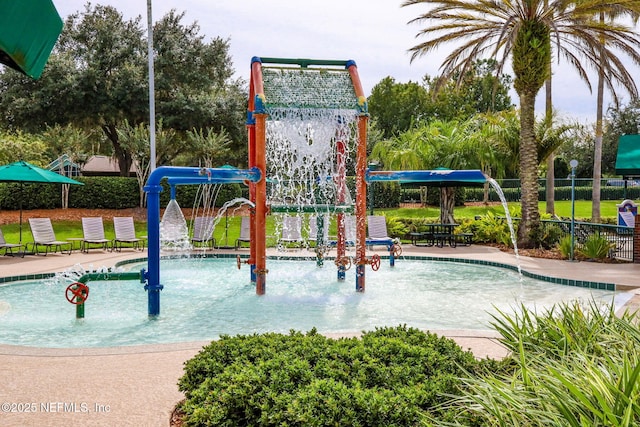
[[0, 0, 63, 79], [366, 169, 487, 187]]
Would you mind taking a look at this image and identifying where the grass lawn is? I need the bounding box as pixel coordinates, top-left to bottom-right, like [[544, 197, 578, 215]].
[[377, 200, 618, 221], [0, 200, 619, 246]]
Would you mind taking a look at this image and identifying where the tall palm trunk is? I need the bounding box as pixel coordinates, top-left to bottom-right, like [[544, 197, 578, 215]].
[[544, 0, 555, 216], [591, 12, 606, 223], [518, 90, 540, 248]]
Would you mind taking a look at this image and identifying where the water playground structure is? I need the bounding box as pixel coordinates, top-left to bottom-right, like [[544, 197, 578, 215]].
[[136, 57, 487, 316]]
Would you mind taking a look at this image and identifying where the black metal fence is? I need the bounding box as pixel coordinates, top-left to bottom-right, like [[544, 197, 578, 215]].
[[536, 219, 633, 261], [400, 178, 640, 203]]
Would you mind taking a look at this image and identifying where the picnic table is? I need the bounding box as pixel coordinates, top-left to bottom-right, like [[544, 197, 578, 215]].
[[410, 224, 461, 248]]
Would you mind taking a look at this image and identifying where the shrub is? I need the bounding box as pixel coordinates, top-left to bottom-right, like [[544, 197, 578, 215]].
[[557, 235, 572, 259], [371, 181, 401, 208], [384, 216, 408, 238], [69, 177, 139, 209], [577, 233, 614, 260], [467, 212, 512, 246], [0, 176, 245, 211], [445, 300, 640, 426], [177, 326, 490, 426]]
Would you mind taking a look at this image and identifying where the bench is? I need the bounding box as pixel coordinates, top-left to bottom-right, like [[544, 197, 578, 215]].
[[455, 233, 473, 246]]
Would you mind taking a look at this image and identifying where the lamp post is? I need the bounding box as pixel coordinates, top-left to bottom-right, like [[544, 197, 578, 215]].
[[570, 159, 578, 261], [147, 0, 156, 171]]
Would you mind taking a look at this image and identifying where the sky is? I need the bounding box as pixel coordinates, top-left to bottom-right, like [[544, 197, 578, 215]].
[[53, 0, 636, 124]]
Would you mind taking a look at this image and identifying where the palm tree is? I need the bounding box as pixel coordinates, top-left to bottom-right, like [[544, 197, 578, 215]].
[[402, 0, 640, 248], [591, 5, 640, 223], [371, 118, 494, 222]]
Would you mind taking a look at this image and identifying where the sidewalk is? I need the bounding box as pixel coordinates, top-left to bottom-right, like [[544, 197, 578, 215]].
[[0, 245, 638, 426]]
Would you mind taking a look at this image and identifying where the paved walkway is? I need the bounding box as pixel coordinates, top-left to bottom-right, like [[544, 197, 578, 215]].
[[0, 245, 638, 426]]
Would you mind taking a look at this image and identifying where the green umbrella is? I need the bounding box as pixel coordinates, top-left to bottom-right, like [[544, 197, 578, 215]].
[[0, 0, 63, 79], [0, 161, 83, 244]]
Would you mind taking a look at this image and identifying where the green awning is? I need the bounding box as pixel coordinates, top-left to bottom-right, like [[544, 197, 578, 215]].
[[615, 134, 640, 177], [0, 0, 63, 79]]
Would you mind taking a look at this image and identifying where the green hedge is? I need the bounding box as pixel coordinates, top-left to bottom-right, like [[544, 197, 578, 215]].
[[178, 326, 494, 426], [0, 182, 61, 210], [70, 177, 140, 209], [0, 176, 245, 210], [160, 180, 243, 209], [370, 181, 401, 208]]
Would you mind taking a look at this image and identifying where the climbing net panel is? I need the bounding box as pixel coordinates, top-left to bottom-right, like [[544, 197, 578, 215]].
[[262, 67, 359, 110]]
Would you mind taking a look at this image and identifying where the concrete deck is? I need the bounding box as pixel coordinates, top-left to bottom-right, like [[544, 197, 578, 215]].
[[0, 245, 638, 426]]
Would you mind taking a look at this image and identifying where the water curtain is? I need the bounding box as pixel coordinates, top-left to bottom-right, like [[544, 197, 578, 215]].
[[264, 67, 358, 212], [249, 58, 370, 292]]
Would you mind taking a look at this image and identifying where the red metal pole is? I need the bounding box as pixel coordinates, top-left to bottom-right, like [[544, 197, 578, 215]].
[[254, 112, 268, 295], [336, 138, 347, 280], [347, 61, 369, 292], [355, 115, 368, 292]]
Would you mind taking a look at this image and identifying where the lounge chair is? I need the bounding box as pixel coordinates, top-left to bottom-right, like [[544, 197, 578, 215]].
[[308, 215, 330, 246], [0, 228, 23, 257], [192, 216, 216, 249], [278, 215, 303, 248], [113, 217, 144, 251], [235, 216, 251, 249], [329, 214, 356, 249], [367, 215, 394, 249], [28, 218, 72, 255], [81, 217, 111, 253]]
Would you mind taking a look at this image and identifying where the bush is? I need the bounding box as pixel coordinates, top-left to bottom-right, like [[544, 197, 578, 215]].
[[177, 326, 490, 426], [0, 176, 246, 211], [557, 235, 572, 259], [371, 181, 401, 208], [160, 180, 244, 209], [447, 300, 640, 426], [577, 233, 614, 260], [465, 212, 512, 246], [69, 177, 139, 209]]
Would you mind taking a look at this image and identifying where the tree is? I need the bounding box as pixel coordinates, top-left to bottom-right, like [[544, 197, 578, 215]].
[[40, 124, 93, 208], [425, 59, 514, 120], [0, 4, 245, 175], [371, 119, 484, 223], [602, 99, 640, 175], [367, 60, 513, 138], [402, 0, 640, 248], [368, 77, 430, 138], [118, 119, 177, 207], [185, 127, 232, 168], [590, 6, 640, 223], [0, 129, 48, 165]]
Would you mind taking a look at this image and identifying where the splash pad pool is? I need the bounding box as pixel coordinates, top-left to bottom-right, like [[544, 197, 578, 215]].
[[1, 57, 617, 350], [0, 256, 620, 348], [142, 57, 493, 316]]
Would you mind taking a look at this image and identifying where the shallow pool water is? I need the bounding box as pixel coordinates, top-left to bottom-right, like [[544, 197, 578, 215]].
[[0, 258, 621, 348]]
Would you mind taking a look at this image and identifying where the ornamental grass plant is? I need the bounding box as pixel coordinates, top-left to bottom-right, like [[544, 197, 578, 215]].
[[440, 300, 640, 426]]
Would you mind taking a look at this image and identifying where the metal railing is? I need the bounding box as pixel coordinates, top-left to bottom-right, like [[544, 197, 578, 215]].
[[538, 219, 634, 261]]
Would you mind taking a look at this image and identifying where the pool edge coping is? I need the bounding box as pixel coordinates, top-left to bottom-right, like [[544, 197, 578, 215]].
[[0, 253, 618, 292]]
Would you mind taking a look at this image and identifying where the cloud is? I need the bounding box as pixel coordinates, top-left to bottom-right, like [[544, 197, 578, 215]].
[[53, 0, 638, 122]]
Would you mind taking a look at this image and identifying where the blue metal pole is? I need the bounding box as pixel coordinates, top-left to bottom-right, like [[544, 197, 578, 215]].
[[145, 182, 163, 317], [143, 166, 262, 316], [355, 264, 365, 292]]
